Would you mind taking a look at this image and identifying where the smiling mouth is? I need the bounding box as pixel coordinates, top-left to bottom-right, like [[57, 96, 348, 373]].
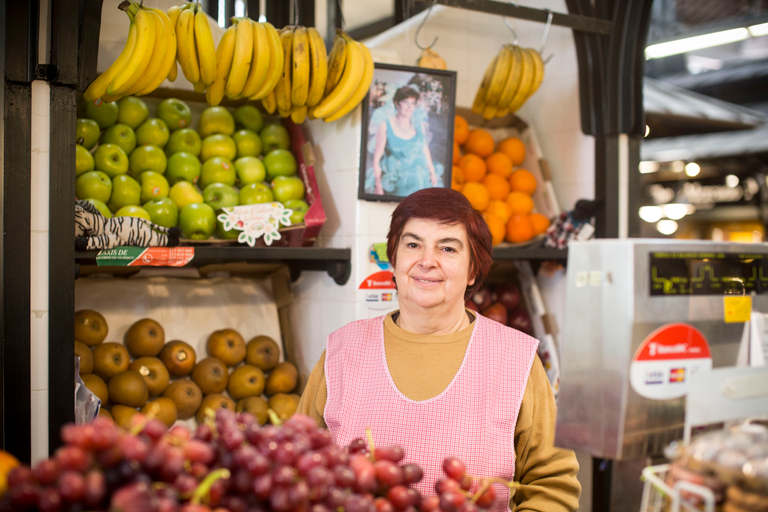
[[413, 277, 440, 284]]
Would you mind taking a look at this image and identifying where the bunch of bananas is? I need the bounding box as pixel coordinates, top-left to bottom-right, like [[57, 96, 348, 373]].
[[83, 2, 177, 103], [472, 45, 544, 120], [166, 2, 218, 93]]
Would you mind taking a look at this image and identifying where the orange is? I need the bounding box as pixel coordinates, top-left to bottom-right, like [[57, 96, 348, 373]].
[[530, 213, 551, 235], [483, 213, 505, 245], [505, 191, 534, 214], [481, 173, 510, 200], [486, 199, 511, 223], [453, 141, 460, 164], [509, 169, 537, 195], [485, 152, 513, 178], [506, 214, 535, 243], [457, 154, 487, 183], [497, 137, 526, 165], [451, 165, 464, 191], [454, 115, 469, 145], [463, 129, 495, 157], [461, 182, 490, 211]]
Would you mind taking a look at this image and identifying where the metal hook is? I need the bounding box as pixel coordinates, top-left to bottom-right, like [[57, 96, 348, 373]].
[[414, 0, 439, 50], [293, 0, 299, 26], [540, 9, 555, 64], [503, 1, 519, 45]]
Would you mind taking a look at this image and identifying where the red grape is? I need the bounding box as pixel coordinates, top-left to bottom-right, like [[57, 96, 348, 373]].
[[386, 485, 411, 510], [435, 477, 461, 495], [439, 489, 467, 512], [58, 470, 86, 503], [401, 464, 423, 485], [118, 435, 149, 463], [420, 495, 440, 512], [375, 496, 395, 512], [442, 457, 466, 480], [272, 464, 297, 486], [55, 445, 92, 472], [36, 487, 62, 512], [83, 469, 107, 507], [185, 439, 215, 464], [232, 469, 255, 494], [373, 445, 404, 463], [374, 459, 403, 488], [7, 481, 40, 508], [296, 451, 326, 475], [252, 473, 273, 499], [347, 438, 367, 453], [32, 458, 61, 485]]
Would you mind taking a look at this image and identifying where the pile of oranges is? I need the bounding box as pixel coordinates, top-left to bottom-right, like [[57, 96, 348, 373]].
[[452, 115, 550, 245]]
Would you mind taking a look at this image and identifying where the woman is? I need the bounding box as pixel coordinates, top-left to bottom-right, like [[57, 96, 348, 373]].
[[297, 188, 581, 511], [367, 86, 442, 197]]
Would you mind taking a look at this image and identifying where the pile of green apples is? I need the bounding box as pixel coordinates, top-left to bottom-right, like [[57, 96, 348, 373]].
[[75, 96, 310, 240]]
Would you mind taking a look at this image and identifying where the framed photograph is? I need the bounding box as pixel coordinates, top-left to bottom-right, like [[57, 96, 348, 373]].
[[358, 63, 457, 202]]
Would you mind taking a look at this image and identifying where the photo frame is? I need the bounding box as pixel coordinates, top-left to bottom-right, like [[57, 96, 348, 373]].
[[358, 63, 457, 202]]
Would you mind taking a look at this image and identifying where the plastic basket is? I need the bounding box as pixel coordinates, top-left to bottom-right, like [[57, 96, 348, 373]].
[[639, 464, 716, 512]]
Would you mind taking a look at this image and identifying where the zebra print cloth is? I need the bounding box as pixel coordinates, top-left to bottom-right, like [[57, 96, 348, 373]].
[[75, 200, 181, 251]]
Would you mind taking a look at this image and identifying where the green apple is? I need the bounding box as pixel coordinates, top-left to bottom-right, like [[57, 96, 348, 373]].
[[263, 149, 297, 179], [239, 183, 274, 205], [271, 175, 305, 203], [260, 123, 291, 152], [93, 143, 129, 178], [156, 98, 192, 131], [76, 118, 101, 149], [129, 145, 167, 176], [169, 181, 204, 211], [199, 156, 236, 189], [283, 198, 309, 224], [144, 197, 178, 228], [108, 174, 141, 212], [115, 205, 151, 221], [139, 170, 170, 203], [76, 171, 112, 203], [233, 129, 262, 158], [234, 105, 264, 132], [135, 118, 170, 148], [166, 128, 202, 157], [100, 123, 137, 155], [179, 203, 216, 240], [234, 156, 266, 186], [216, 219, 240, 240], [200, 134, 237, 162], [198, 106, 235, 138], [76, 144, 95, 176], [166, 152, 201, 185], [203, 183, 239, 211], [83, 99, 119, 129], [84, 198, 112, 218], [117, 96, 149, 129]]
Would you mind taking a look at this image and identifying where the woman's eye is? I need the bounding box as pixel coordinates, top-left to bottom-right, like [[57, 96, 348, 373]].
[[442, 246, 457, 253]]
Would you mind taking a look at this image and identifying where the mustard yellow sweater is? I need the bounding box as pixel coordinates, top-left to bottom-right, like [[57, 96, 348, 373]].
[[297, 311, 581, 512]]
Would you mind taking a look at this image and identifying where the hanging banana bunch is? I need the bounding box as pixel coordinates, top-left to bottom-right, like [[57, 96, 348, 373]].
[[83, 2, 177, 102], [472, 44, 545, 120]]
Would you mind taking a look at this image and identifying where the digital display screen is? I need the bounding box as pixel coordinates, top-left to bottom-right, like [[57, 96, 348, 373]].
[[650, 252, 768, 296]]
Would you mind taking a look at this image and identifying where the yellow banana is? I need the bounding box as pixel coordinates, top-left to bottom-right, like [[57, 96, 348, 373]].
[[165, 5, 183, 82], [239, 20, 269, 98], [305, 27, 328, 106], [261, 88, 277, 114], [471, 55, 497, 114], [123, 8, 167, 96], [274, 27, 294, 112], [323, 42, 373, 122], [167, 63, 178, 82], [323, 33, 347, 98], [484, 44, 512, 107], [226, 18, 254, 98], [136, 7, 177, 96], [251, 22, 284, 100], [277, 106, 291, 118], [206, 24, 237, 106], [291, 105, 308, 124], [496, 46, 523, 111], [526, 48, 545, 98], [194, 6, 217, 85], [176, 5, 200, 84], [83, 7, 138, 101], [507, 48, 534, 113], [108, 8, 155, 95], [312, 35, 364, 119], [290, 26, 310, 107]]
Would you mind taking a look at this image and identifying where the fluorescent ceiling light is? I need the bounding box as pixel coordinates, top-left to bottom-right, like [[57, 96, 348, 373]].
[[646, 28, 749, 59], [639, 206, 663, 223], [639, 161, 659, 174], [657, 220, 679, 236], [663, 203, 688, 220], [750, 22, 768, 37]]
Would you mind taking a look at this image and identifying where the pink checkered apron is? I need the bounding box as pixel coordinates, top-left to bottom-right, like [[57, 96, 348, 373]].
[[324, 313, 539, 511]]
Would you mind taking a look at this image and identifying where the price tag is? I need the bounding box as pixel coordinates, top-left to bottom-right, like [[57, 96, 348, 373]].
[[218, 203, 293, 246], [96, 247, 195, 266], [724, 296, 751, 323]]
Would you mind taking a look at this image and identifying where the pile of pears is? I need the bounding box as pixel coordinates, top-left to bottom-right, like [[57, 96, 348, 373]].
[[75, 309, 300, 428]]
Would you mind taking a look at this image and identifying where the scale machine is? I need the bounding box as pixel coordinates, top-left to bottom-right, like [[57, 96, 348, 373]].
[[556, 239, 768, 508]]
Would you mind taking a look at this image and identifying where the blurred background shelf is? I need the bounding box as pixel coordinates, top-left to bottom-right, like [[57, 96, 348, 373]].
[[491, 246, 568, 261]]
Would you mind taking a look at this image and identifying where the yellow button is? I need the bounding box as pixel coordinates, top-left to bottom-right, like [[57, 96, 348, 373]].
[[724, 296, 751, 323]]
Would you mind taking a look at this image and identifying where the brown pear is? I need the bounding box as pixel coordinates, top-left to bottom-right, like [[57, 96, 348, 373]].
[[92, 342, 130, 380], [159, 340, 197, 377], [227, 364, 265, 400], [163, 379, 203, 420], [265, 361, 298, 396], [81, 373, 108, 406], [129, 357, 170, 396], [207, 329, 246, 367], [245, 336, 280, 372], [124, 318, 165, 357], [268, 393, 300, 421], [98, 408, 112, 421], [110, 404, 139, 429], [74, 309, 108, 347], [236, 396, 269, 425], [108, 370, 148, 408], [191, 357, 229, 395], [141, 397, 178, 427], [75, 340, 93, 375], [196, 393, 236, 424]]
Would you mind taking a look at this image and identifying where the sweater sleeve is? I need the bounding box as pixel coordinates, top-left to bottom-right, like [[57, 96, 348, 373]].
[[511, 356, 581, 512], [296, 350, 328, 429]]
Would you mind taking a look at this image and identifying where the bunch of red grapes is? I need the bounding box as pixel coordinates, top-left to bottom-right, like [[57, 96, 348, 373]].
[[0, 410, 501, 512]]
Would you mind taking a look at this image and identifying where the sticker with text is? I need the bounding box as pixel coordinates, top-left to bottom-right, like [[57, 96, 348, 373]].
[[217, 203, 293, 247]]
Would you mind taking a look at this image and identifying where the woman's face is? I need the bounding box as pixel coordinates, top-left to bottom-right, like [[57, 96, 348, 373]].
[[395, 97, 417, 118], [392, 218, 474, 313]]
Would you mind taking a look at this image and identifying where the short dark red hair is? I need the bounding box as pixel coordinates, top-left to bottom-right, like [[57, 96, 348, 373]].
[[386, 188, 492, 299]]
